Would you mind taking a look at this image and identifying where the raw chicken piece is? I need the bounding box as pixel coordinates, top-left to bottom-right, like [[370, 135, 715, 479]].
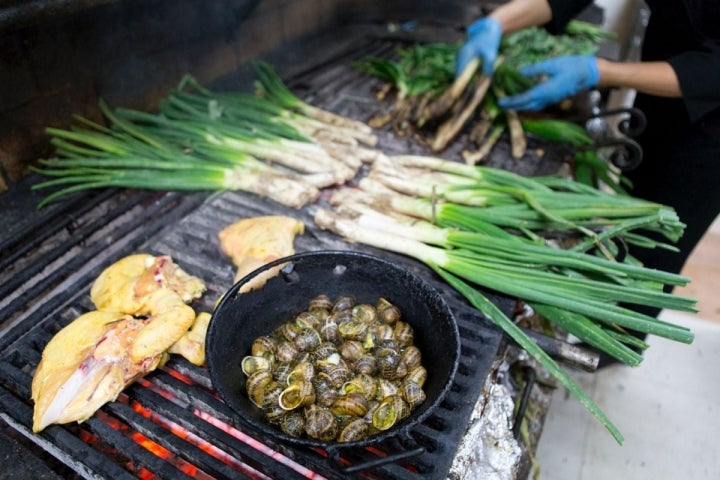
[[32, 289, 196, 432], [218, 216, 305, 292], [32, 254, 206, 432], [90, 254, 205, 314]]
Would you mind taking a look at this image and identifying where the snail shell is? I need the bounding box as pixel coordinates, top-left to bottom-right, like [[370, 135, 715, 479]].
[[400, 345, 422, 370], [308, 294, 333, 312], [246, 370, 273, 407], [406, 365, 427, 388], [377, 298, 401, 326], [295, 311, 320, 330], [364, 400, 380, 423], [338, 320, 368, 341], [374, 324, 395, 342], [264, 404, 287, 424], [287, 361, 315, 384], [280, 411, 306, 437], [312, 372, 339, 407], [393, 321, 414, 348], [272, 362, 292, 383], [400, 379, 426, 408], [375, 378, 399, 400], [294, 327, 321, 352], [278, 322, 302, 342], [375, 338, 398, 351], [353, 354, 377, 376], [331, 392, 369, 417], [331, 309, 353, 325], [339, 340, 364, 362], [376, 347, 402, 379], [319, 318, 340, 344], [315, 352, 342, 372], [332, 295, 356, 312], [275, 341, 299, 363], [371, 394, 409, 431], [352, 304, 378, 324], [251, 336, 276, 359], [295, 351, 312, 364], [342, 373, 378, 400], [278, 381, 316, 410], [260, 381, 283, 408], [362, 328, 377, 351], [304, 405, 338, 441], [338, 418, 370, 443], [312, 342, 338, 361], [326, 364, 352, 388], [241, 355, 272, 376]]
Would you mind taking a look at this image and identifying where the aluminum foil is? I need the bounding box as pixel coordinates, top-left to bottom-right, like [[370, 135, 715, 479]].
[[447, 374, 521, 480]]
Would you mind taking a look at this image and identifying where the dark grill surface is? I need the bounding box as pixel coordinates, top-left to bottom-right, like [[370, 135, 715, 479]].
[[0, 36, 560, 479]]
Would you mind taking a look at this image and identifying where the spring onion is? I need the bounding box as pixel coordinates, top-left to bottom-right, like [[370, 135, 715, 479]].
[[33, 65, 378, 208], [313, 152, 696, 444]]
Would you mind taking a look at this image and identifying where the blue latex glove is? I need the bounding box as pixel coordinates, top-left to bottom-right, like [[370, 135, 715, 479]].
[[498, 55, 600, 111], [455, 17, 502, 77]]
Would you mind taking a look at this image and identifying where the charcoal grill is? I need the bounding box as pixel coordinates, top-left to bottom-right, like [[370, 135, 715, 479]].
[[0, 1, 610, 479]]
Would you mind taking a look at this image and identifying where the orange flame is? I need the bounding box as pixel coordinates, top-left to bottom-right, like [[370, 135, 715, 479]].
[[131, 401, 271, 480], [96, 410, 209, 479]]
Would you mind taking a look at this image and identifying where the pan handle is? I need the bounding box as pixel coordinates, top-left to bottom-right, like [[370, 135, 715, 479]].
[[326, 432, 425, 473]]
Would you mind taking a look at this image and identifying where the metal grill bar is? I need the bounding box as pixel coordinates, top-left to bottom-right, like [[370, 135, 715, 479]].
[[0, 190, 208, 346]]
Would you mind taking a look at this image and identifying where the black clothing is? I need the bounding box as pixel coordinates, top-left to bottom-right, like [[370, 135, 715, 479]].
[[547, 0, 720, 134], [546, 0, 720, 302]]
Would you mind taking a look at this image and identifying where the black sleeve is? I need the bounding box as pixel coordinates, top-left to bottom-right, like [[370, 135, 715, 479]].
[[544, 0, 594, 33], [669, 47, 720, 123]]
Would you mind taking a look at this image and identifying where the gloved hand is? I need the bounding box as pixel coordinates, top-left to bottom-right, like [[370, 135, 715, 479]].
[[498, 55, 600, 111], [455, 17, 502, 77]]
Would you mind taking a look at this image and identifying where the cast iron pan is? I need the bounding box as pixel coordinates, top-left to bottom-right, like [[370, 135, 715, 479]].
[[206, 250, 460, 472]]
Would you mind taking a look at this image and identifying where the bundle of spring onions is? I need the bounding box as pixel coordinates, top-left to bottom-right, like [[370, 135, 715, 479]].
[[32, 62, 379, 208], [313, 154, 695, 444], [353, 20, 614, 158], [521, 117, 632, 194]]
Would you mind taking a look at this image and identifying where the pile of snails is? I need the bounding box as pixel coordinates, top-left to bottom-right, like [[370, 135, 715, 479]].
[[241, 294, 428, 443]]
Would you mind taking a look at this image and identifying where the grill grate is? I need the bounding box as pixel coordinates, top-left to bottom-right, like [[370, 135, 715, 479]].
[[0, 36, 562, 479], [0, 189, 507, 480]]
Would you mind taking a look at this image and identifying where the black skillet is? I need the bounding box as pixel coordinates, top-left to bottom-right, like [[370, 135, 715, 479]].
[[205, 250, 460, 472]]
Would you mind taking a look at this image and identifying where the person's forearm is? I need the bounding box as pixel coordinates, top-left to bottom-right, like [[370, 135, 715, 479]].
[[596, 59, 682, 97], [489, 0, 553, 35]]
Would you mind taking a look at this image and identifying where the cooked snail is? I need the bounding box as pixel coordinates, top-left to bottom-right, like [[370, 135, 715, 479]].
[[242, 294, 427, 442]]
